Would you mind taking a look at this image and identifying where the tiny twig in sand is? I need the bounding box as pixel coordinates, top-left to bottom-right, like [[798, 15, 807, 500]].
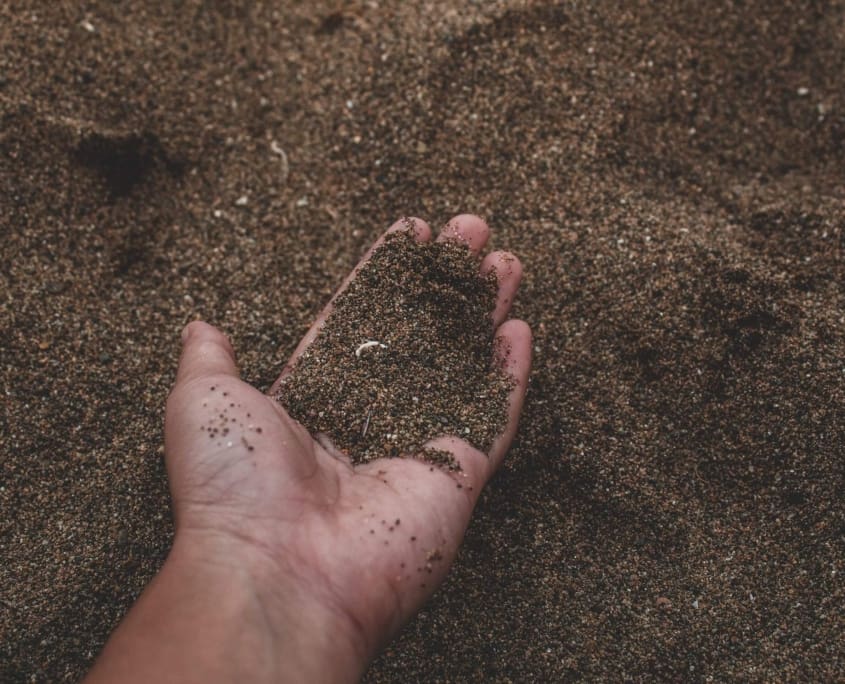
[[355, 340, 387, 358], [270, 140, 290, 183]]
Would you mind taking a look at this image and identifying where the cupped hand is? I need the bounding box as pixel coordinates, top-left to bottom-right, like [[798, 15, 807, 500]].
[[164, 215, 531, 678]]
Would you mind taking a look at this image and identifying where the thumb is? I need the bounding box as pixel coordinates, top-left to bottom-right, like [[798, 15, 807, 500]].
[[175, 321, 239, 385]]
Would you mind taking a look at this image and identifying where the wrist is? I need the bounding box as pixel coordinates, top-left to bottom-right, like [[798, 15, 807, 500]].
[[169, 528, 370, 683]]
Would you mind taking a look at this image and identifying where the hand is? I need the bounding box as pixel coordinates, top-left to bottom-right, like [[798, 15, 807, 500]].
[[86, 215, 531, 683]]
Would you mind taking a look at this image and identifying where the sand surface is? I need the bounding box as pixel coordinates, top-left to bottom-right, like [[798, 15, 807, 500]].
[[2, 1, 844, 681]]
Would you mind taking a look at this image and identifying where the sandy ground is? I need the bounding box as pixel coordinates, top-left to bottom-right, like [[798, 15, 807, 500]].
[[1, 1, 844, 681]]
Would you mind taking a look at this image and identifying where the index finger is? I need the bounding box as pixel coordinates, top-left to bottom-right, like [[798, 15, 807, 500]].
[[268, 217, 432, 395]]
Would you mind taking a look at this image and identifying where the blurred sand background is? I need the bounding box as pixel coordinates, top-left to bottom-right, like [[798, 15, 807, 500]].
[[1, 1, 843, 680]]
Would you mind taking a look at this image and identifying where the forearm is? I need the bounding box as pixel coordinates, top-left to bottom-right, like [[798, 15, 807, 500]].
[[84, 533, 367, 684]]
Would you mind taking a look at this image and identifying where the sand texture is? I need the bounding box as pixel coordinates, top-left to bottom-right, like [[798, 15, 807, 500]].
[[2, 1, 844, 681], [275, 229, 513, 466]]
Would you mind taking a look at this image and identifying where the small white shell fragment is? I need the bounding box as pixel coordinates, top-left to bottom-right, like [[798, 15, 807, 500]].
[[355, 340, 388, 358]]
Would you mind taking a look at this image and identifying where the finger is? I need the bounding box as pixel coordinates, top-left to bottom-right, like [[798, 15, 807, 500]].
[[487, 318, 532, 470], [269, 217, 432, 394], [175, 321, 239, 385], [417, 319, 532, 492], [436, 214, 490, 254], [480, 251, 523, 328]]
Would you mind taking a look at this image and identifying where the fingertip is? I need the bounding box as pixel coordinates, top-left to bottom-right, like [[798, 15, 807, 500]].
[[438, 214, 490, 253], [387, 216, 432, 242], [481, 250, 523, 282], [181, 320, 217, 345], [176, 321, 239, 385], [496, 318, 532, 351]]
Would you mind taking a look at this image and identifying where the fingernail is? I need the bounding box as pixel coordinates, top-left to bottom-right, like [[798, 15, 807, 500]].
[[181, 323, 193, 344]]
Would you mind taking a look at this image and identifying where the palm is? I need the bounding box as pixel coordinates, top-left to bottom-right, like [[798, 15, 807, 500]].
[[165, 215, 531, 655]]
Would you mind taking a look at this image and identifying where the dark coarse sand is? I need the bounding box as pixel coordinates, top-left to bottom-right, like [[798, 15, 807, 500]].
[[274, 227, 513, 467], [1, 1, 844, 682]]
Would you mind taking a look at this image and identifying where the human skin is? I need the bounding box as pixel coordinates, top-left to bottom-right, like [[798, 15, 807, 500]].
[[84, 215, 532, 683]]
